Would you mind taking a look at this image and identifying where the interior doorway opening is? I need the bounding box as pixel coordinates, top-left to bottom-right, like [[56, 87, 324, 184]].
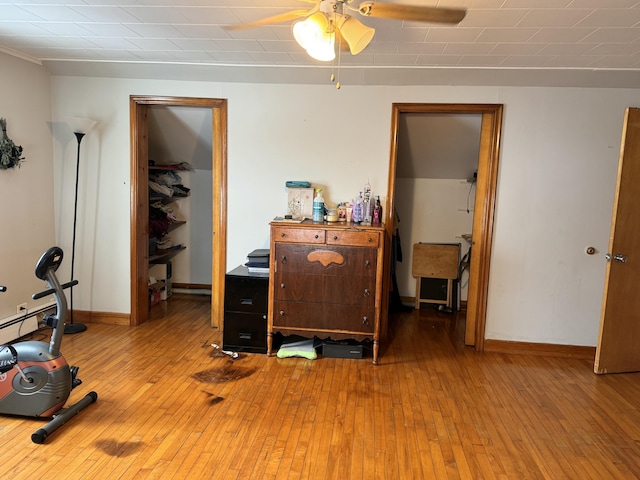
[[386, 103, 503, 350], [130, 96, 228, 328]]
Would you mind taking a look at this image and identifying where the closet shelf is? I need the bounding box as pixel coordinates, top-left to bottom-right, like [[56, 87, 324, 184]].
[[150, 193, 190, 204], [150, 246, 186, 264], [167, 220, 186, 233], [149, 221, 186, 241], [149, 164, 192, 172]]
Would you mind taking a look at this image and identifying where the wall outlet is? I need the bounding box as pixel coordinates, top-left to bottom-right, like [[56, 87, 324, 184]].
[[17, 303, 27, 314]]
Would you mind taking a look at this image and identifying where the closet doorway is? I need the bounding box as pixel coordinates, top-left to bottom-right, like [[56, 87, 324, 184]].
[[130, 96, 228, 328], [386, 103, 503, 350]]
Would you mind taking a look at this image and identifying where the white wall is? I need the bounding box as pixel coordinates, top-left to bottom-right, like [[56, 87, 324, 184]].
[[45, 76, 640, 347], [0, 52, 55, 322], [487, 88, 627, 345], [169, 168, 213, 285]]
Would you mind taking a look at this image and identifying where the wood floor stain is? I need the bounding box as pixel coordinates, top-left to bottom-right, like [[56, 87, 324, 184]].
[[192, 361, 256, 384], [95, 439, 144, 458]]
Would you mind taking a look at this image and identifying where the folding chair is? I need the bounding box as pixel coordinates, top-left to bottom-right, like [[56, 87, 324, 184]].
[[412, 243, 460, 310]]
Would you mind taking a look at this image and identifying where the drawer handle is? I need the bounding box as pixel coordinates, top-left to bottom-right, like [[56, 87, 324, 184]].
[[279, 310, 285, 316], [333, 235, 338, 241], [362, 316, 369, 325], [241, 298, 253, 305], [239, 332, 252, 340], [363, 289, 370, 297], [314, 234, 319, 239], [280, 283, 285, 289], [365, 260, 371, 269], [368, 237, 373, 242], [281, 232, 286, 237], [281, 255, 287, 264]]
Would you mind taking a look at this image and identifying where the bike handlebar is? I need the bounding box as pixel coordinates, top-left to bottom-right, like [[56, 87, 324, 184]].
[[32, 280, 78, 300]]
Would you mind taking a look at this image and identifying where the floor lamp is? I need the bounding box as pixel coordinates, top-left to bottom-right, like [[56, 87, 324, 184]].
[[65, 117, 97, 334]]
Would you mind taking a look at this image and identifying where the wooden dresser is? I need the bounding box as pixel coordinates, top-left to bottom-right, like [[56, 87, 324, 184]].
[[268, 220, 385, 364]]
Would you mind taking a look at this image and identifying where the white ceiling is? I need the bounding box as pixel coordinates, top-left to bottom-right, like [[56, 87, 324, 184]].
[[2, 0, 640, 87]]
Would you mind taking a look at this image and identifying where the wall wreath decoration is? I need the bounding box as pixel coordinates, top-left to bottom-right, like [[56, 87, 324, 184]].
[[0, 118, 25, 170]]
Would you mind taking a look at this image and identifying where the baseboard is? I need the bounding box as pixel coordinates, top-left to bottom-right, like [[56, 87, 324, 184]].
[[484, 339, 596, 360], [74, 310, 130, 326], [172, 283, 211, 290], [172, 283, 212, 295]]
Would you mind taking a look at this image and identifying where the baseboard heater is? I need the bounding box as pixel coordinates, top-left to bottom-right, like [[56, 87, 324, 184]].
[[0, 300, 56, 345]]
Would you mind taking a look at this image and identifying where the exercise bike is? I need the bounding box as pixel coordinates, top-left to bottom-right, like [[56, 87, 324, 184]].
[[0, 246, 97, 443]]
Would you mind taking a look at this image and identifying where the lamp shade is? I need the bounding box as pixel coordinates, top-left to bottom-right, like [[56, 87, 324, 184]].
[[337, 15, 375, 55], [293, 13, 336, 61], [66, 117, 97, 135]]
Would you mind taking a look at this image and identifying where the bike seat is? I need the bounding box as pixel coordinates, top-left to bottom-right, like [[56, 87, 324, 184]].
[[0, 345, 18, 374], [35, 247, 63, 281]]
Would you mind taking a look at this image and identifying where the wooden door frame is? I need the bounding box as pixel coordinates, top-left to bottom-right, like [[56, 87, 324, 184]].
[[385, 103, 503, 350], [130, 95, 228, 327]]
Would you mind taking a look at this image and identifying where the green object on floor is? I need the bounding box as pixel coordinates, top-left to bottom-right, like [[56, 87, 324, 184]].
[[276, 338, 317, 360]]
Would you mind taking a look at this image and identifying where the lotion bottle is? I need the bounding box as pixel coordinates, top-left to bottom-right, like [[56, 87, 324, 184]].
[[312, 188, 324, 222], [373, 196, 382, 224]]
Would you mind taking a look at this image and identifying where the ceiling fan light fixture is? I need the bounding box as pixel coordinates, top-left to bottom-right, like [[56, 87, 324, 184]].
[[336, 14, 375, 55], [293, 12, 336, 61], [306, 40, 336, 61]]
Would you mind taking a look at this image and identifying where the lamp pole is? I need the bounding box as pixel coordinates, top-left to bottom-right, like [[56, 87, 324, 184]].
[[65, 131, 88, 334]]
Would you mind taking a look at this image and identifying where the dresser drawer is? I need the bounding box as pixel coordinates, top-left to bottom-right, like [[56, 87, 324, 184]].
[[274, 244, 377, 276], [225, 274, 268, 314], [273, 301, 375, 334], [273, 226, 325, 244], [326, 230, 379, 248], [274, 272, 375, 306]]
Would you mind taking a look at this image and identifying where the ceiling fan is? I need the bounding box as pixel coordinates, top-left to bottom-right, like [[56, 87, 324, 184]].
[[227, 1, 467, 61]]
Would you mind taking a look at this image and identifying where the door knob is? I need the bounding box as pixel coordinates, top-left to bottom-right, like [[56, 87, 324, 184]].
[[605, 253, 628, 263]]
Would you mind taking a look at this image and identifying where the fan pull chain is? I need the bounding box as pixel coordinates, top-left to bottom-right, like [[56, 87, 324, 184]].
[[331, 54, 335, 83], [335, 16, 341, 89], [336, 58, 341, 89]]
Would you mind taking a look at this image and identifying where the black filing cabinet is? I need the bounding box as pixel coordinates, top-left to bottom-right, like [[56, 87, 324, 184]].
[[223, 265, 268, 353]]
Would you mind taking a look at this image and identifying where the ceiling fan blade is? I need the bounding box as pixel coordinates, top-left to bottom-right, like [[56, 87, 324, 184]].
[[225, 9, 315, 31], [358, 2, 466, 24]]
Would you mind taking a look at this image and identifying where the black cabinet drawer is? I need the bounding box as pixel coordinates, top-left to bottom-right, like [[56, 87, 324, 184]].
[[225, 270, 268, 314], [223, 312, 267, 353]]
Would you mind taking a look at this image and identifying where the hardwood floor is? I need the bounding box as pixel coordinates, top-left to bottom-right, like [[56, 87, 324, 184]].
[[2, 294, 640, 479]]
